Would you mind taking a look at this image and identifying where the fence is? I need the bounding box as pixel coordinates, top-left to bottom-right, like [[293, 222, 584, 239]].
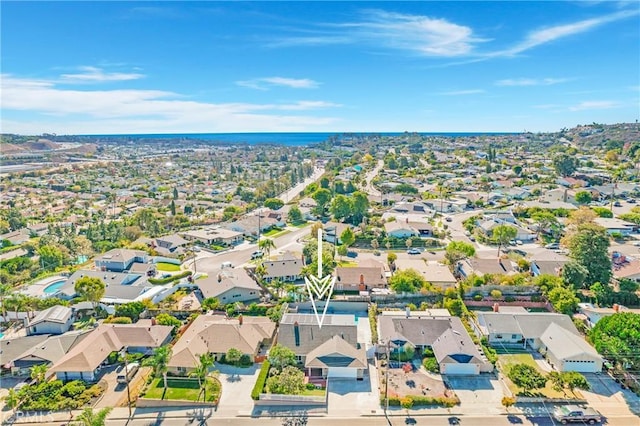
[[256, 392, 327, 406]]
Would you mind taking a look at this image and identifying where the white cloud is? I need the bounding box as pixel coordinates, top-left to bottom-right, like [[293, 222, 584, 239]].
[[0, 74, 341, 134], [495, 78, 569, 87], [496, 9, 639, 56], [569, 100, 620, 111], [60, 66, 145, 82], [345, 10, 486, 57], [440, 89, 485, 96], [268, 9, 486, 57], [236, 77, 320, 90]]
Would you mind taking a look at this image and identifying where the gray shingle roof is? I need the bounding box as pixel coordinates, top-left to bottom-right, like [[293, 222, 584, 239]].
[[278, 314, 358, 356], [304, 335, 367, 369], [477, 312, 580, 338], [28, 305, 72, 326], [540, 322, 601, 361]]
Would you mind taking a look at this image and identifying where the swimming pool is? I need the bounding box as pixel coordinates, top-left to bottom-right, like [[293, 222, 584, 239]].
[[0, 333, 4, 340], [43, 279, 66, 294]]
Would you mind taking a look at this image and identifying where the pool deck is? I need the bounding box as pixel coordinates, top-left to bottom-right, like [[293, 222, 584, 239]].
[[20, 275, 68, 298]]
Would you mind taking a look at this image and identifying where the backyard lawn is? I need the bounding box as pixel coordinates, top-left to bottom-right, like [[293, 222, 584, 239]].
[[499, 354, 583, 399], [143, 377, 221, 402], [156, 262, 181, 272], [300, 388, 326, 397]]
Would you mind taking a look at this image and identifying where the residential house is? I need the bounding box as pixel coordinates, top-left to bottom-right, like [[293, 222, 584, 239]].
[[377, 311, 492, 375], [577, 303, 640, 328], [277, 313, 366, 380], [94, 248, 148, 272], [197, 267, 262, 304], [49, 321, 173, 381], [154, 233, 189, 256], [594, 218, 637, 236], [324, 222, 353, 245], [473, 309, 581, 350], [539, 323, 602, 373], [335, 259, 387, 292], [421, 262, 457, 289], [182, 227, 243, 246], [27, 305, 74, 336], [384, 221, 419, 239], [168, 315, 275, 374], [613, 258, 640, 281], [4, 331, 91, 376], [456, 258, 517, 278], [226, 215, 276, 237], [263, 251, 304, 283], [0, 229, 31, 245]]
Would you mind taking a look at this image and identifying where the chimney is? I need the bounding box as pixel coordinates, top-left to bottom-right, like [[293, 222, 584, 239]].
[[151, 317, 157, 325], [360, 274, 365, 285], [493, 303, 499, 312], [613, 304, 619, 313], [406, 217, 409, 223], [238, 315, 243, 325], [218, 274, 222, 283], [405, 306, 411, 318]]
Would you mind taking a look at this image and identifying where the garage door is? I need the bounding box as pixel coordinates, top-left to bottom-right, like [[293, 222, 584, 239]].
[[328, 367, 357, 379], [563, 360, 598, 373], [443, 363, 479, 375]]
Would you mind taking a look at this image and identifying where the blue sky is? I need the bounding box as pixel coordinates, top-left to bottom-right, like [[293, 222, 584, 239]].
[[1, 1, 639, 134]]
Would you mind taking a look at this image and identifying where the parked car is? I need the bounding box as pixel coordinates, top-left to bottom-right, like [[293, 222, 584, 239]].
[[346, 251, 358, 258], [407, 248, 421, 255], [445, 216, 452, 222], [117, 362, 140, 384], [515, 240, 523, 245], [545, 242, 560, 250], [628, 198, 636, 204], [614, 201, 622, 207], [552, 405, 602, 424], [251, 250, 264, 259]]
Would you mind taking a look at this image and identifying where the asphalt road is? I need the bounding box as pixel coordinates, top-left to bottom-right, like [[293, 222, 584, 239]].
[[96, 414, 639, 426]]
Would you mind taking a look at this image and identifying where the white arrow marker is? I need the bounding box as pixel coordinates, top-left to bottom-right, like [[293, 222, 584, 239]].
[[304, 228, 336, 328]]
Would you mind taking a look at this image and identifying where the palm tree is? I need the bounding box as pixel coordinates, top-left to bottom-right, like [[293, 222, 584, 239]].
[[5, 294, 27, 320], [73, 407, 112, 426], [254, 263, 267, 282], [258, 238, 276, 258], [143, 346, 172, 393], [0, 283, 11, 319], [190, 353, 215, 402], [30, 364, 48, 384]]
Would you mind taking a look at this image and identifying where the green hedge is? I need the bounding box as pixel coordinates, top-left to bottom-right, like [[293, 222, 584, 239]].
[[381, 395, 459, 407], [251, 360, 271, 400], [148, 270, 192, 285]]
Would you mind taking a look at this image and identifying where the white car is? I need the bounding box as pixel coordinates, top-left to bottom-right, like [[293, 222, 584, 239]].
[[632, 241, 640, 247]]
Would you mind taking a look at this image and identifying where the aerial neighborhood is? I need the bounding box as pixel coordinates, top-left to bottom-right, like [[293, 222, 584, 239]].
[[0, 123, 639, 424]]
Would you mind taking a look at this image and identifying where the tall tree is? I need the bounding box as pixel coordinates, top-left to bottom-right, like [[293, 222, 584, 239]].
[[267, 344, 297, 371], [143, 346, 172, 392], [74, 277, 106, 309], [553, 153, 579, 176], [225, 347, 242, 366], [445, 241, 476, 268], [73, 407, 112, 426], [492, 224, 517, 257], [565, 223, 611, 288], [311, 188, 332, 215], [30, 364, 48, 384], [340, 227, 355, 248], [190, 353, 215, 402], [258, 238, 276, 257]]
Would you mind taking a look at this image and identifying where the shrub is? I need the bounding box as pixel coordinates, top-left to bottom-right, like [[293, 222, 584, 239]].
[[251, 360, 271, 400], [422, 357, 439, 373], [422, 347, 434, 357], [382, 395, 459, 407], [306, 383, 316, 390], [473, 294, 483, 301], [239, 354, 252, 367], [104, 316, 133, 324], [504, 296, 515, 302]]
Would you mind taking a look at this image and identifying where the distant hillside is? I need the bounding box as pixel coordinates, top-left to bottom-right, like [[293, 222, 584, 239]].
[[567, 122, 640, 148], [0, 137, 61, 154]]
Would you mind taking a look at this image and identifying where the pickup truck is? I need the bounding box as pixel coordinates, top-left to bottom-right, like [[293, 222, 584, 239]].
[[552, 405, 602, 424]]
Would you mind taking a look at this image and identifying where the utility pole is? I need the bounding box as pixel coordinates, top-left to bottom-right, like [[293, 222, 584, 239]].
[[122, 348, 132, 418], [385, 340, 390, 413]]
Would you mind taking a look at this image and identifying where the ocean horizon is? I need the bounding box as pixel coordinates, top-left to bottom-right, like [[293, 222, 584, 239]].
[[80, 131, 521, 146]]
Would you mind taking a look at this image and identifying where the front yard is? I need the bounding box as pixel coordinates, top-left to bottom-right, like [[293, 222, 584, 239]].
[[142, 377, 221, 403], [377, 359, 457, 406], [498, 354, 583, 399]]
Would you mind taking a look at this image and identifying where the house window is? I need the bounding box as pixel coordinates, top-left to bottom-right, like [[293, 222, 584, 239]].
[[294, 326, 300, 347], [511, 334, 518, 339], [496, 334, 503, 339]]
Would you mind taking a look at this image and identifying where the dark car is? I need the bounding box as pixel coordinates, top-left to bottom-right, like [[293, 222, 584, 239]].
[[614, 201, 622, 207], [346, 251, 358, 258]]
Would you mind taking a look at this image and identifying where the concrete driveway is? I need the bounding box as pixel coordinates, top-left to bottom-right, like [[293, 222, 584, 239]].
[[215, 363, 260, 415], [444, 374, 507, 415], [582, 373, 640, 417], [327, 360, 381, 416]]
